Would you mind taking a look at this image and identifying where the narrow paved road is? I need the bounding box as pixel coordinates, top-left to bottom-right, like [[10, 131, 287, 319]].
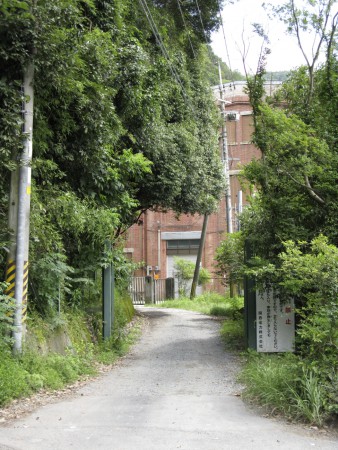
[[0, 307, 337, 450]]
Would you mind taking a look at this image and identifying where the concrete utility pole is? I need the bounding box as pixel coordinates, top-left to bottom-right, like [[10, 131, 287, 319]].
[[218, 64, 233, 234], [190, 215, 209, 299], [5, 62, 35, 353], [102, 240, 115, 339]]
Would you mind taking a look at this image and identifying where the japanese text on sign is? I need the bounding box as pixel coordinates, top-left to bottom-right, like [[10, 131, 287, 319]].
[[256, 289, 295, 352]]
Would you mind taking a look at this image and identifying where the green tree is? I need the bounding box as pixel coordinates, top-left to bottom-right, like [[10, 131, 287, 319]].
[[238, 0, 338, 257]]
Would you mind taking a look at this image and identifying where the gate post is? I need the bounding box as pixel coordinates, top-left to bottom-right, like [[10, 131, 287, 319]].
[[165, 277, 175, 299], [144, 276, 154, 304], [102, 241, 112, 339], [244, 239, 256, 349]]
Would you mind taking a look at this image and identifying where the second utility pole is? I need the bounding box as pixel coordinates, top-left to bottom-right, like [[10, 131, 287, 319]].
[[218, 64, 233, 234], [190, 214, 209, 300]]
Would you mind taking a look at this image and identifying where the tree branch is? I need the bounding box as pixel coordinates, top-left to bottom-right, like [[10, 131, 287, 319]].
[[277, 169, 325, 205], [304, 174, 325, 205]]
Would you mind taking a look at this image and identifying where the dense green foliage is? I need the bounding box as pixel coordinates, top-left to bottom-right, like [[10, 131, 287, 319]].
[[0, 0, 228, 315], [215, 232, 245, 287], [0, 282, 15, 349]]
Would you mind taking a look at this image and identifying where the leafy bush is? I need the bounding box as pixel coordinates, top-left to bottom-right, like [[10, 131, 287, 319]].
[[278, 236, 338, 398], [0, 353, 30, 406], [238, 235, 338, 423], [0, 282, 15, 349], [215, 232, 245, 287]]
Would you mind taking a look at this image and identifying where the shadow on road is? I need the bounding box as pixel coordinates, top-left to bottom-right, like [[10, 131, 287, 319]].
[[136, 308, 171, 320]]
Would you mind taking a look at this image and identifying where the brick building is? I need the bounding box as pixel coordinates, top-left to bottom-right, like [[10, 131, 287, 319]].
[[124, 81, 280, 294]]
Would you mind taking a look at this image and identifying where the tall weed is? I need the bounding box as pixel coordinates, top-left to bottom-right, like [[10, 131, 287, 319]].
[[239, 352, 300, 417], [239, 352, 333, 426], [220, 318, 245, 351], [289, 368, 327, 426]]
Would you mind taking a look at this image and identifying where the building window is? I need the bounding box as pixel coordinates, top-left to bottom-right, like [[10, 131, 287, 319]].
[[167, 239, 200, 255]]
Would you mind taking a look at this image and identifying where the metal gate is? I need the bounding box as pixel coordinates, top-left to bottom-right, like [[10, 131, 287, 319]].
[[129, 277, 145, 305], [129, 277, 166, 305]]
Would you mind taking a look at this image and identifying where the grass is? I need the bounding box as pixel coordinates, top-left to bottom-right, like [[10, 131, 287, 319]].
[[220, 318, 245, 351], [0, 317, 142, 407], [239, 351, 333, 426], [96, 316, 142, 365], [158, 292, 244, 318]]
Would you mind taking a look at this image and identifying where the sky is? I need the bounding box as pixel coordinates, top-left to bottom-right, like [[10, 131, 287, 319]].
[[211, 0, 323, 74]]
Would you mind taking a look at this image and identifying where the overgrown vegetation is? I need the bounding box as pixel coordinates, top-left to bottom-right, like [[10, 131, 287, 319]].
[[0, 0, 231, 407], [240, 352, 333, 427], [215, 0, 338, 426], [0, 0, 227, 316], [0, 291, 138, 407], [158, 292, 243, 318]]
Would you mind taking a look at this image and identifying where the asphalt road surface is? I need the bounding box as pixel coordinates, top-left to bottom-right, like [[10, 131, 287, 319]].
[[0, 307, 337, 450]]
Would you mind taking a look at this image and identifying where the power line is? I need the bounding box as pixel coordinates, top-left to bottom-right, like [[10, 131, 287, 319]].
[[176, 0, 197, 58], [193, 0, 215, 62], [138, 0, 189, 102], [194, 0, 209, 45]]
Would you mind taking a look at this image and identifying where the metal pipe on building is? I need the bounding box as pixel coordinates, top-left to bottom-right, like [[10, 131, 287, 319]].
[[157, 221, 161, 273]]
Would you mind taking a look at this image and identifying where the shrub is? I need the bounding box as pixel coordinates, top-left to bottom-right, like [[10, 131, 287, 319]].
[[0, 282, 15, 350], [0, 353, 30, 405]]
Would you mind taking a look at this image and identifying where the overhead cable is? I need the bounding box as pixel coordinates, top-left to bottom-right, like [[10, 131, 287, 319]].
[[193, 0, 215, 60], [176, 0, 197, 58], [138, 0, 189, 101]]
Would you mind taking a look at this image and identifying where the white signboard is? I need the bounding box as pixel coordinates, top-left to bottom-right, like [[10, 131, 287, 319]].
[[256, 289, 295, 352]]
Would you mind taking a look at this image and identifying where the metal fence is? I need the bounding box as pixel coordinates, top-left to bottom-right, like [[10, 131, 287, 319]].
[[129, 277, 167, 305], [154, 278, 166, 304], [129, 277, 145, 305]]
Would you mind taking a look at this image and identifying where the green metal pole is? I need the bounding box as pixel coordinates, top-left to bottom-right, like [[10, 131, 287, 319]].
[[111, 262, 115, 333], [102, 240, 112, 339], [244, 239, 256, 349]]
